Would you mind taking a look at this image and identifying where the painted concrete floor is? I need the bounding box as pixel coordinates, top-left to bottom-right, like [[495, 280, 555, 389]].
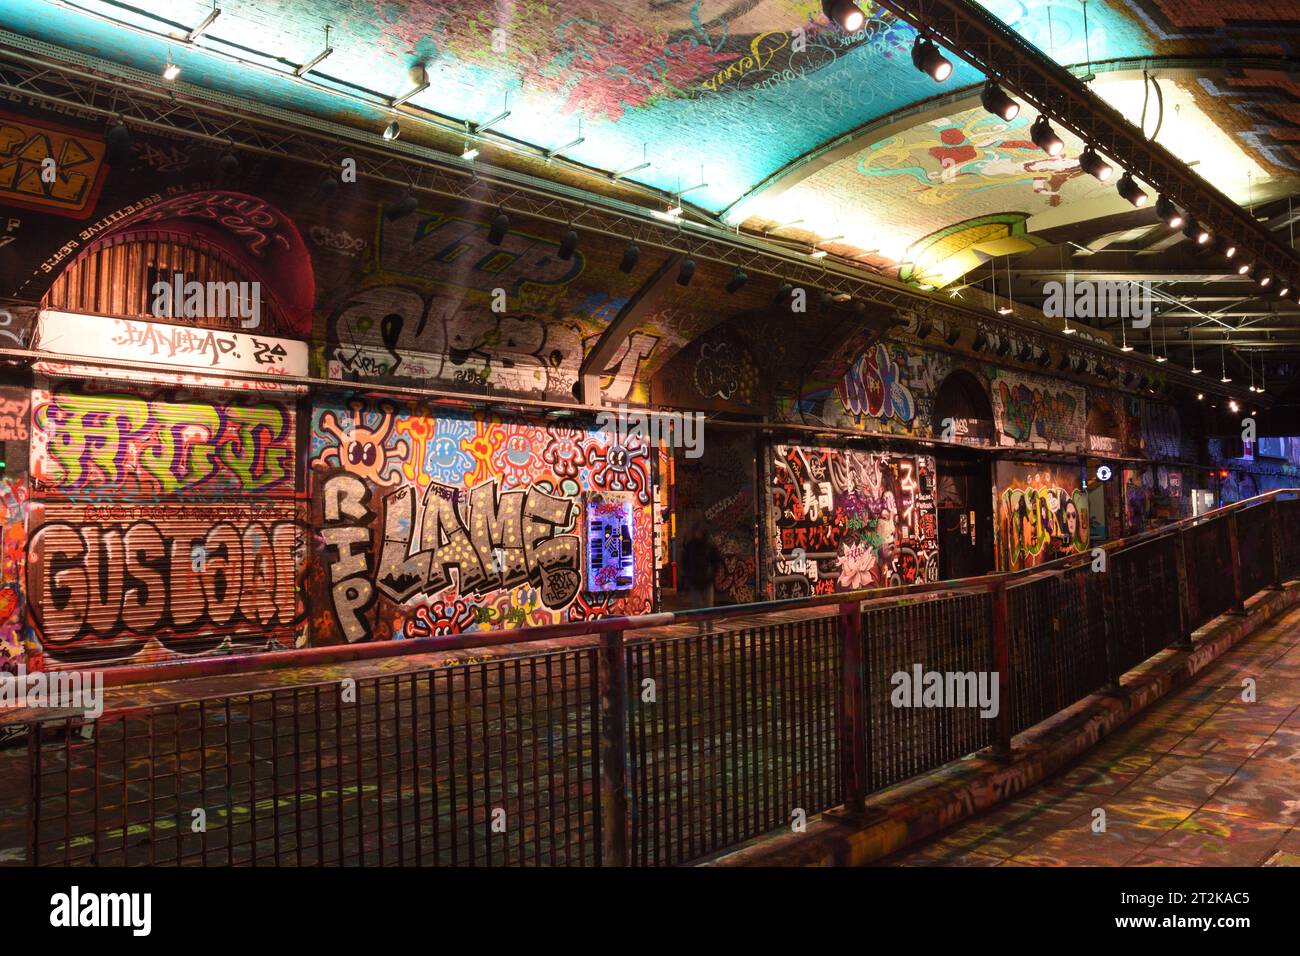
[[883, 604, 1300, 867]]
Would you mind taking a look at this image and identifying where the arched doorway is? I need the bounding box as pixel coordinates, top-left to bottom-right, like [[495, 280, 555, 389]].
[[931, 369, 996, 579], [27, 191, 314, 668]]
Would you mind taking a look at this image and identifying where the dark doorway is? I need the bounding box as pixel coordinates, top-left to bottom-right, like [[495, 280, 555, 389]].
[[932, 370, 996, 580], [935, 453, 995, 580]]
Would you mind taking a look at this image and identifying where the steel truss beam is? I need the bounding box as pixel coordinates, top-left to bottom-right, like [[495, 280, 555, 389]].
[[873, 0, 1300, 284], [0, 35, 1219, 397]]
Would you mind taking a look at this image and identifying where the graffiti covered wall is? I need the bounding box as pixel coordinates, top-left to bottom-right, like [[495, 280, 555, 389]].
[[25, 380, 306, 665], [989, 369, 1086, 453], [765, 443, 938, 599], [995, 462, 1089, 572], [673, 429, 757, 605], [309, 397, 654, 642]]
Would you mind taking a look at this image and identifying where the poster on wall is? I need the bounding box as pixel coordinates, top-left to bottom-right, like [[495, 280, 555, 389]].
[[995, 461, 1089, 572], [988, 369, 1086, 453], [585, 491, 636, 593], [766, 444, 938, 599]]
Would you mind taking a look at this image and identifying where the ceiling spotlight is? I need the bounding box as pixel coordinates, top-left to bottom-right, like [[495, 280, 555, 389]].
[[911, 37, 952, 82], [619, 242, 640, 274], [1078, 146, 1112, 182], [105, 122, 132, 164], [774, 282, 795, 305], [725, 268, 748, 294], [1278, 280, 1291, 297], [822, 0, 865, 31], [980, 81, 1019, 121], [162, 62, 181, 81], [1116, 172, 1148, 207], [1237, 260, 1251, 276], [1221, 374, 1232, 383], [1182, 218, 1210, 244], [385, 191, 418, 221], [558, 229, 578, 261], [383, 120, 401, 141], [1029, 115, 1064, 156], [1191, 365, 1202, 374], [1229, 400, 1240, 413], [1221, 241, 1237, 259], [677, 257, 696, 286], [462, 144, 479, 160], [488, 210, 510, 245], [315, 173, 339, 200], [1254, 266, 1272, 288], [1155, 195, 1183, 229], [1197, 393, 1204, 400]]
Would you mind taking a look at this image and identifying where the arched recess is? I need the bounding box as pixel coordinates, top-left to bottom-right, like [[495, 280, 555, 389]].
[[931, 368, 995, 446], [27, 189, 314, 668], [41, 190, 315, 338]]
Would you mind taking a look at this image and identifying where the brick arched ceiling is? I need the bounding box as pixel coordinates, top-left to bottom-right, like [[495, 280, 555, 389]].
[[7, 0, 1300, 394]]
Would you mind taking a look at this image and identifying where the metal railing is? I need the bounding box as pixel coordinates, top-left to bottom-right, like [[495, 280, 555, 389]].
[[11, 490, 1299, 866]]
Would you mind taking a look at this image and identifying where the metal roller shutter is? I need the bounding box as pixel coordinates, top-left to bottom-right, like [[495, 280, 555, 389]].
[[28, 381, 302, 667]]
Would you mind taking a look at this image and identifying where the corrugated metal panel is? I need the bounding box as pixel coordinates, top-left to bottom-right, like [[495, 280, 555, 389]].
[[43, 234, 283, 332], [31, 383, 297, 500], [29, 500, 305, 668]]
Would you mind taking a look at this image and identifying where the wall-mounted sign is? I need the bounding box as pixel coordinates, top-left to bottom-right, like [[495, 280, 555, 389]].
[[585, 491, 636, 593], [34, 309, 308, 378], [1096, 464, 1113, 482]]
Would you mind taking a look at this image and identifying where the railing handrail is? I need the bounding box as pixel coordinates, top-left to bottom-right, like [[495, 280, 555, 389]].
[[30, 487, 1298, 691]]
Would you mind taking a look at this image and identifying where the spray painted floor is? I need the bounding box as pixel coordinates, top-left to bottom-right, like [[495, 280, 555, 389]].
[[883, 604, 1300, 867]]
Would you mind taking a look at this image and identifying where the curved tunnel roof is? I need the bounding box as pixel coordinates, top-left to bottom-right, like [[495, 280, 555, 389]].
[[5, 0, 1299, 398]]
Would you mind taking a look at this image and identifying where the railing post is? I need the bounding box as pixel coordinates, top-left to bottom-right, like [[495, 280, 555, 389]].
[[990, 580, 1013, 759], [1171, 530, 1194, 650], [1271, 498, 1285, 590], [597, 630, 629, 866], [838, 601, 867, 815], [1228, 512, 1246, 615]]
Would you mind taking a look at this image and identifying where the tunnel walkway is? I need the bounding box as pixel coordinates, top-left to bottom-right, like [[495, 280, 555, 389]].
[[882, 604, 1300, 867]]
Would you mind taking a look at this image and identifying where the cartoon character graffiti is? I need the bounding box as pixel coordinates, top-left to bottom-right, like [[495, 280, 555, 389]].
[[312, 400, 408, 487]]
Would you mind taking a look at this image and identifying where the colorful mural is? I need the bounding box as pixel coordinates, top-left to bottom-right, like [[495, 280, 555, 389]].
[[309, 397, 654, 643], [766, 444, 938, 598], [995, 462, 1088, 572], [23, 379, 305, 665], [30, 384, 296, 501], [989, 369, 1086, 453]]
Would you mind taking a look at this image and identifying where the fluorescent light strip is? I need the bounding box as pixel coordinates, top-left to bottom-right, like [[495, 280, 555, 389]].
[[185, 7, 221, 43]]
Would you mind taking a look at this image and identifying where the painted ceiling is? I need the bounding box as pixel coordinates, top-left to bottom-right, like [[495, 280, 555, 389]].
[[1, 0, 1151, 216], [7, 0, 1299, 287]]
